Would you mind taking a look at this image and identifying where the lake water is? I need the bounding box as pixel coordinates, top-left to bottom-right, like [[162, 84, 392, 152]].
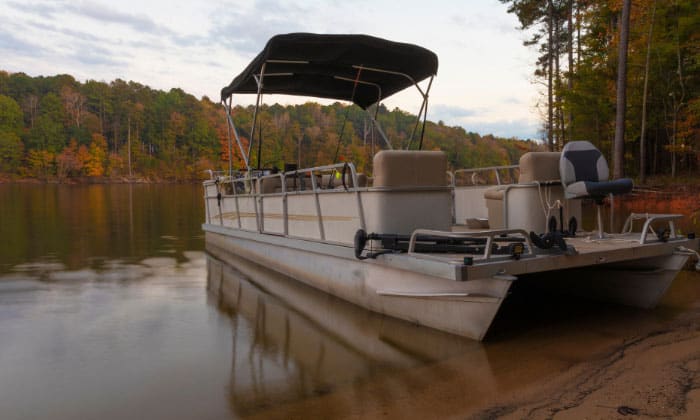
[[1, 184, 700, 419]]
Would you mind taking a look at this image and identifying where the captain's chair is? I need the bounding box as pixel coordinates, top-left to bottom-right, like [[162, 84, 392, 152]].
[[559, 141, 633, 238]]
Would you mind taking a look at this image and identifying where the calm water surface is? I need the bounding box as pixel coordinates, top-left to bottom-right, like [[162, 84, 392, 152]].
[[1, 184, 700, 419]]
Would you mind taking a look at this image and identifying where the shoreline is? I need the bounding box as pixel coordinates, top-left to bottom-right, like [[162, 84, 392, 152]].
[[0, 176, 204, 185], [2, 177, 700, 191]]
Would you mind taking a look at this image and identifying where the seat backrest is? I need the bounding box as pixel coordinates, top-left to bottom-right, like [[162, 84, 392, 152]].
[[559, 141, 609, 187], [373, 150, 447, 188], [518, 152, 561, 183]]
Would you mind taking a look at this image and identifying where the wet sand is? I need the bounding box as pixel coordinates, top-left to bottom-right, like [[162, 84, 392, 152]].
[[242, 272, 700, 420], [473, 310, 700, 420]]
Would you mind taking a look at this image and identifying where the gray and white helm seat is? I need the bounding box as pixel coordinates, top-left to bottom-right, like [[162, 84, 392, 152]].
[[559, 141, 633, 201]]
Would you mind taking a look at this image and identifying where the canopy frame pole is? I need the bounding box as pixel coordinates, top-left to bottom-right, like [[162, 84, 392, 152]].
[[417, 76, 434, 150], [350, 65, 434, 101], [331, 67, 363, 165], [369, 114, 392, 150], [352, 65, 425, 95], [349, 66, 433, 150], [334, 75, 392, 150], [418, 94, 429, 149], [225, 97, 234, 178], [223, 96, 250, 172], [223, 50, 437, 157], [367, 96, 393, 151], [405, 76, 433, 150], [333, 76, 382, 97], [248, 62, 267, 167], [407, 97, 427, 150]]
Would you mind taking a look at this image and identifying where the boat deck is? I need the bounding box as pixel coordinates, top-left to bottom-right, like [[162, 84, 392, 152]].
[[377, 228, 696, 283]]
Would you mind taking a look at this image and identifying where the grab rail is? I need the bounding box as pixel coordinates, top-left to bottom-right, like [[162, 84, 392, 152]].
[[621, 213, 682, 244], [450, 165, 519, 187]]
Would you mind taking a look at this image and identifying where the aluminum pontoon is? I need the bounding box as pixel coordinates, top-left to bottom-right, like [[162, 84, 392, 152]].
[[203, 33, 698, 340]]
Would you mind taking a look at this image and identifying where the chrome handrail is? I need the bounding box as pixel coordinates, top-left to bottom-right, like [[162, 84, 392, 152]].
[[450, 165, 519, 187], [621, 213, 683, 244], [205, 162, 367, 237]]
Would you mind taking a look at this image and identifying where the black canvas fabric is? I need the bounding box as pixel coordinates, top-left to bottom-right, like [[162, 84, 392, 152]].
[[221, 33, 439, 109]]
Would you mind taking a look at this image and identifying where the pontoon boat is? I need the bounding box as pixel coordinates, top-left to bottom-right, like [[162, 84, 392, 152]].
[[203, 33, 698, 340]]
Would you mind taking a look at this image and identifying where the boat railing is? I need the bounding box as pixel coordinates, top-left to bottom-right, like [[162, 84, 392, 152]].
[[206, 162, 367, 241], [621, 213, 683, 244], [205, 169, 229, 180], [448, 164, 519, 225], [450, 165, 519, 187]]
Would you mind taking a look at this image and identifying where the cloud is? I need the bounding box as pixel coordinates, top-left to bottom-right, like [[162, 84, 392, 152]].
[[69, 1, 163, 33], [5, 0, 63, 19], [449, 14, 473, 27], [431, 102, 540, 139], [0, 28, 44, 54], [19, 19, 104, 44], [431, 104, 477, 120], [7, 1, 176, 40], [69, 45, 128, 67], [209, 1, 323, 55], [0, 0, 542, 134], [3, 16, 128, 68], [461, 119, 541, 140], [502, 96, 524, 105]]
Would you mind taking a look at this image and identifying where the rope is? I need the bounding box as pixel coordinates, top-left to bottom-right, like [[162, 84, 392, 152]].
[[536, 182, 563, 222]]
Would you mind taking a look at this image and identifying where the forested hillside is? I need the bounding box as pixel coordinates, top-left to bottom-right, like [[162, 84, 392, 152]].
[[0, 72, 537, 182], [501, 0, 700, 181]]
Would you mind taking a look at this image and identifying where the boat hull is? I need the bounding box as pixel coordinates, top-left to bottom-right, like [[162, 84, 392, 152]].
[[204, 225, 513, 340], [524, 253, 689, 309], [204, 224, 692, 340]]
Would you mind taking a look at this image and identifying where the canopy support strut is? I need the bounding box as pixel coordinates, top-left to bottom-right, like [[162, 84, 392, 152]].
[[223, 97, 250, 172], [248, 62, 267, 167]]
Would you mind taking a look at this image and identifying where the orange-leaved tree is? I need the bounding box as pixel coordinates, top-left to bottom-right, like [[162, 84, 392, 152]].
[[84, 133, 107, 177]]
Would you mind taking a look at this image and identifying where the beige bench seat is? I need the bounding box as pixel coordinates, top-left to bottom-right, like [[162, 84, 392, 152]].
[[485, 151, 580, 232], [373, 150, 447, 188]]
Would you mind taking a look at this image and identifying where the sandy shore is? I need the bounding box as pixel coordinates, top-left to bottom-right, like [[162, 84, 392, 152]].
[[471, 309, 700, 420]]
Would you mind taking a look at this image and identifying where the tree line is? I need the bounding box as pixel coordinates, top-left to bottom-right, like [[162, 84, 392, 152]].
[[0, 71, 537, 182], [501, 0, 700, 182]]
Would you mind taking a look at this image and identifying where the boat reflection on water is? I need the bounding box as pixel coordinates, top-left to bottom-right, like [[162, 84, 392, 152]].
[[206, 254, 492, 416]]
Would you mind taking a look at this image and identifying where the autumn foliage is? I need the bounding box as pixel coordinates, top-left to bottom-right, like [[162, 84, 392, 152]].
[[0, 72, 537, 182], [501, 0, 700, 181]]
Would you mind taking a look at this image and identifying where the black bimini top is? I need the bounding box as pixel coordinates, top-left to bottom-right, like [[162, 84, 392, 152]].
[[220, 33, 438, 109]]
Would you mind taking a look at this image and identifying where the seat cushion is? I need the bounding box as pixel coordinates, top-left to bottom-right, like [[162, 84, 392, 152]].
[[564, 178, 633, 199], [373, 150, 447, 187], [484, 186, 506, 200], [519, 152, 561, 183]]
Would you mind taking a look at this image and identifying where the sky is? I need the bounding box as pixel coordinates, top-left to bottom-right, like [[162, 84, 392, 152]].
[[0, 0, 543, 140]]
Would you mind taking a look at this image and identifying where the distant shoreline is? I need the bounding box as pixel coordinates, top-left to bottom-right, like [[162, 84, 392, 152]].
[[0, 176, 203, 185], [2, 175, 699, 191]]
